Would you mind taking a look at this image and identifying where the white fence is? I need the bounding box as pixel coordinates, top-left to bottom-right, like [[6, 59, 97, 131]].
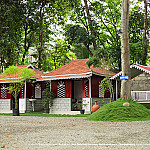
[[131, 91, 150, 102]]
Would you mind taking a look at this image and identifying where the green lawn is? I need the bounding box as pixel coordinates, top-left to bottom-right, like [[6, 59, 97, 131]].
[[1, 100, 150, 122], [140, 103, 150, 109], [0, 111, 90, 117]]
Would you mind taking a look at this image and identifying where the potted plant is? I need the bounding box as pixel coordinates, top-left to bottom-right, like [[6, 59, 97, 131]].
[[42, 86, 55, 114], [74, 99, 87, 114]]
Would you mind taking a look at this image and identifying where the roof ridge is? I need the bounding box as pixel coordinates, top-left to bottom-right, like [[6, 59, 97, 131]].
[[132, 63, 148, 67], [43, 59, 89, 76]]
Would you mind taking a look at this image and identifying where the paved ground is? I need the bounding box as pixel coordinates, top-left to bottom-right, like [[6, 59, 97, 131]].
[[0, 116, 150, 150]]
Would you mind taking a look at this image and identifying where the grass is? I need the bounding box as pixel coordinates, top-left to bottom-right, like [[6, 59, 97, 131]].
[[86, 98, 150, 122], [140, 103, 150, 109], [0, 111, 90, 117]]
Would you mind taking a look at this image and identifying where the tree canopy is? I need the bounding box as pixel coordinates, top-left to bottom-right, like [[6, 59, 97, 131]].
[[0, 0, 149, 73]]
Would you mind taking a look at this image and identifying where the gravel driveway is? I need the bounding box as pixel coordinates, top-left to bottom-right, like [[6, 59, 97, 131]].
[[0, 116, 150, 150]]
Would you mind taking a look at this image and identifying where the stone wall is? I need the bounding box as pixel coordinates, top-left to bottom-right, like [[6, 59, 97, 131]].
[[26, 98, 43, 112], [0, 99, 10, 110], [51, 98, 71, 111], [131, 73, 150, 91], [92, 98, 111, 107]]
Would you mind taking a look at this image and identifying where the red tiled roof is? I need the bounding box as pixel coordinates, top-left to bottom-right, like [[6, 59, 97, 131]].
[[17, 65, 28, 68], [39, 59, 114, 80], [0, 64, 43, 82]]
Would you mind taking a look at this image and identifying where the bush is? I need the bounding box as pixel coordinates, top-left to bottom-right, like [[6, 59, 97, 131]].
[[86, 98, 150, 122]]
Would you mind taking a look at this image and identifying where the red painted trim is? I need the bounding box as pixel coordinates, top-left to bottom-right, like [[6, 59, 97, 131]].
[[51, 81, 57, 97], [82, 79, 85, 98], [26, 82, 34, 98], [65, 80, 72, 98], [91, 75, 104, 98]]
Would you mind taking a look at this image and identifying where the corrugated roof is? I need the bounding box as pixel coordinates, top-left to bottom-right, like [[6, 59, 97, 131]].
[[111, 64, 150, 80], [39, 59, 114, 80]]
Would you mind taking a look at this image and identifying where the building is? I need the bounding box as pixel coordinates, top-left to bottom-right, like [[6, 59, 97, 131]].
[[111, 64, 150, 103], [38, 59, 114, 114], [0, 59, 115, 114], [0, 63, 45, 113]]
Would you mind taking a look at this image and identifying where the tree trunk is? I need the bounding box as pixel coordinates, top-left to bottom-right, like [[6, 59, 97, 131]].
[[22, 23, 28, 64], [142, 0, 148, 65], [12, 93, 19, 116], [83, 0, 97, 51], [121, 0, 131, 100], [38, 3, 44, 69]]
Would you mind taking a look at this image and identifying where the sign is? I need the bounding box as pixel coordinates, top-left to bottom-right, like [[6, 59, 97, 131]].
[[120, 76, 128, 80]]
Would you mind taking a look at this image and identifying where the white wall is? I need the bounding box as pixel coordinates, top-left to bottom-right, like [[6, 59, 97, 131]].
[[82, 98, 90, 112]]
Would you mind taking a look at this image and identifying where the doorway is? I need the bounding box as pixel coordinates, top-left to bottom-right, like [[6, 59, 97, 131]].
[[72, 80, 82, 111]]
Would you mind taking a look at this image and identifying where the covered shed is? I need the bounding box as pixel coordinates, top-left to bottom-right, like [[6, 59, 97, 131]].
[[111, 64, 150, 103]]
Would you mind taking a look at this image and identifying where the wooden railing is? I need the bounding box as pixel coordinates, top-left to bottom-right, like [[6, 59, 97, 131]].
[[131, 91, 150, 102]]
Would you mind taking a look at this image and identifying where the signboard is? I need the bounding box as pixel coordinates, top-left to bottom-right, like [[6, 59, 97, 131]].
[[120, 76, 128, 80]]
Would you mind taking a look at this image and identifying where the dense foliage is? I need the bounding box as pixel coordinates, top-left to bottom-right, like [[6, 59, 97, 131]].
[[0, 0, 149, 73]]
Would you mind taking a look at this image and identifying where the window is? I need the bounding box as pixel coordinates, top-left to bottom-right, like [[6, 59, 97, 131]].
[[57, 81, 65, 98], [85, 84, 88, 97], [35, 83, 41, 98], [1, 84, 7, 99], [84, 79, 88, 98], [21, 87, 24, 98], [99, 82, 104, 98]]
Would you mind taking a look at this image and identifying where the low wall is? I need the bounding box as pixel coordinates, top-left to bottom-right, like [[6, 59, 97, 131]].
[[51, 98, 71, 111], [26, 98, 43, 112], [0, 98, 43, 113], [92, 98, 111, 107], [0, 99, 10, 110]]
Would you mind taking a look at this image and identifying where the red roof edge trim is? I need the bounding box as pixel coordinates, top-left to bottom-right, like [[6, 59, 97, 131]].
[[37, 74, 92, 81], [111, 64, 150, 80]]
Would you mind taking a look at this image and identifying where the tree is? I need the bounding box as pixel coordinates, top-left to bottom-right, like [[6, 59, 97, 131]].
[[120, 0, 131, 100], [0, 0, 78, 71], [33, 0, 77, 70], [129, 1, 150, 65], [72, 43, 89, 59], [64, 24, 93, 56], [68, 0, 122, 71], [21, 0, 39, 64], [129, 8, 144, 64], [0, 1, 24, 69], [142, 0, 148, 65], [2, 66, 34, 116], [83, 0, 97, 51], [46, 40, 76, 71]]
